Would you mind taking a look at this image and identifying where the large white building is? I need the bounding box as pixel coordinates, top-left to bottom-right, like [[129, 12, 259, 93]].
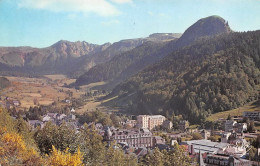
[[137, 115, 166, 130], [183, 139, 247, 157]]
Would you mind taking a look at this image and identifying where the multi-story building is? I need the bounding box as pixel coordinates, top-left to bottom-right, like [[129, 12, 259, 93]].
[[205, 154, 250, 166], [104, 127, 156, 148], [137, 115, 166, 130], [243, 111, 260, 121], [182, 140, 230, 154]]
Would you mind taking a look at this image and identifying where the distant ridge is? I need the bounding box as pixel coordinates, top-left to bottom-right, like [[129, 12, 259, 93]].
[[0, 33, 179, 76], [75, 15, 232, 87]]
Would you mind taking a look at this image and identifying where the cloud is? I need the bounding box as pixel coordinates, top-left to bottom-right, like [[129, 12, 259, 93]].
[[110, 0, 132, 4], [18, 0, 120, 16]]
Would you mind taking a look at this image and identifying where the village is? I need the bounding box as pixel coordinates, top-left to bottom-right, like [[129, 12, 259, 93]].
[[0, 76, 260, 165], [7, 105, 259, 166]]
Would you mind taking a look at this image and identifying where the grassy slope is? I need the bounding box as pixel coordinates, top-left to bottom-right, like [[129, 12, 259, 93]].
[[206, 100, 260, 122]]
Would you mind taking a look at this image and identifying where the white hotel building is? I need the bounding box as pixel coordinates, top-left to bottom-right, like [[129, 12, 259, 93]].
[[137, 115, 166, 130]]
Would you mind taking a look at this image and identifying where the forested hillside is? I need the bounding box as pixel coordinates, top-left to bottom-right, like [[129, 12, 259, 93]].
[[108, 31, 260, 123], [75, 41, 171, 87], [75, 16, 231, 88]]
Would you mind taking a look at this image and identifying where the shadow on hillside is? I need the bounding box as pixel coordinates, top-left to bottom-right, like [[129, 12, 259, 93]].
[[252, 99, 260, 109]]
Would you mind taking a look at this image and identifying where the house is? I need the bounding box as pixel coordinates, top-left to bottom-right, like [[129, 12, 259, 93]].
[[95, 123, 103, 130], [57, 114, 67, 120], [70, 108, 75, 113], [225, 120, 247, 133], [153, 136, 165, 145], [125, 120, 137, 128], [179, 120, 189, 131], [243, 111, 260, 121], [221, 132, 232, 143], [42, 115, 51, 122], [65, 99, 71, 104], [233, 123, 247, 133], [47, 113, 58, 119], [162, 120, 173, 129], [13, 100, 20, 106], [200, 129, 211, 140], [225, 120, 237, 132], [171, 140, 178, 146], [66, 114, 76, 121], [28, 120, 44, 129]]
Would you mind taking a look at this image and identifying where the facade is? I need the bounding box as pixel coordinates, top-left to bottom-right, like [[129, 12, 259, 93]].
[[125, 120, 137, 128], [225, 120, 247, 133], [201, 129, 211, 140], [233, 123, 247, 133], [221, 132, 232, 143], [105, 128, 157, 148], [162, 120, 173, 129], [225, 120, 237, 132], [204, 154, 250, 166], [243, 111, 260, 121], [137, 115, 166, 130]]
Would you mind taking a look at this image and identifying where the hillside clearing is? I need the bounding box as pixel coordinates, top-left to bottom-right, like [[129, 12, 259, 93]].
[[206, 101, 260, 122]]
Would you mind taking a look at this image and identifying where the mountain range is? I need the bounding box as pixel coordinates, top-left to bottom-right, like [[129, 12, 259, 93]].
[[0, 15, 259, 123], [0, 33, 180, 76], [75, 15, 232, 88]]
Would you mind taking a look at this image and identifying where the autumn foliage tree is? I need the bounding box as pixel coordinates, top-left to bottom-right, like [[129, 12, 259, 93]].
[[47, 146, 83, 166], [0, 108, 43, 165], [0, 126, 43, 165], [142, 144, 192, 166]]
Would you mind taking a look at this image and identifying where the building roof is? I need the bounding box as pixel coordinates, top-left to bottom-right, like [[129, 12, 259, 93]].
[[183, 140, 230, 154]]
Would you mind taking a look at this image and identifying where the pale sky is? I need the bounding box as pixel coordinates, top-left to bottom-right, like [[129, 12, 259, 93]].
[[0, 0, 260, 47]]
